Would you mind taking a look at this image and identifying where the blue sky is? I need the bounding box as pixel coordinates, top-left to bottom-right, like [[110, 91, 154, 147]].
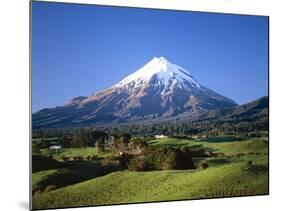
[[32, 1, 268, 112]]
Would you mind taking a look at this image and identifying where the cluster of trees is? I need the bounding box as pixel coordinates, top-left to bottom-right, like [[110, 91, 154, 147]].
[[33, 128, 213, 172], [32, 129, 137, 161], [33, 129, 109, 149], [95, 138, 196, 171], [121, 143, 195, 171], [105, 116, 268, 138], [32, 107, 268, 175], [32, 110, 268, 162], [33, 110, 268, 145]]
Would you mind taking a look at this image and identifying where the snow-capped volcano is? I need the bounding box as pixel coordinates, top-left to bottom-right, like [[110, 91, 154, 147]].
[[116, 56, 200, 89], [33, 57, 237, 128]]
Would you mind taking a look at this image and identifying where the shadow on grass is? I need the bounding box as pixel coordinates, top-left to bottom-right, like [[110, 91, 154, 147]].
[[33, 160, 119, 194], [148, 142, 188, 148], [198, 136, 249, 143], [244, 164, 268, 175], [32, 155, 62, 173], [207, 158, 231, 166], [188, 144, 213, 151], [192, 157, 231, 168]]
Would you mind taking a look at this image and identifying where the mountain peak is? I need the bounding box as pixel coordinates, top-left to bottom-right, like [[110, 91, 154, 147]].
[[148, 56, 171, 71], [152, 56, 169, 63], [148, 56, 185, 72], [116, 56, 196, 88]]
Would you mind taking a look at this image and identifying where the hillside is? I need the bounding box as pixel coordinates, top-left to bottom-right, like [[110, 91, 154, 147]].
[[32, 137, 268, 209], [191, 96, 268, 122]]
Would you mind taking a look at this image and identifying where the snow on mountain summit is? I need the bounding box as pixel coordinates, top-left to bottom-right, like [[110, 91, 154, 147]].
[[115, 57, 201, 90]]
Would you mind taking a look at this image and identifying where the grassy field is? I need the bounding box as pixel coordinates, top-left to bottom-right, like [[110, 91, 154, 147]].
[[40, 147, 117, 160], [148, 137, 268, 156], [32, 137, 269, 209]]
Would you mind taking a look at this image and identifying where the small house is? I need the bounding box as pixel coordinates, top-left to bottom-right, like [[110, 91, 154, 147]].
[[49, 145, 62, 153], [191, 135, 199, 139], [155, 134, 168, 139]]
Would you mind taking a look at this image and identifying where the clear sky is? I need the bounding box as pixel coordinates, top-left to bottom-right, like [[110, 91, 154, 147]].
[[32, 1, 268, 112]]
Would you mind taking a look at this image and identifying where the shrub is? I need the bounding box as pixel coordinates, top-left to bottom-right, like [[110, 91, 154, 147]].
[[213, 152, 226, 158], [200, 161, 209, 170], [243, 160, 254, 171], [61, 156, 70, 162], [235, 153, 245, 158], [86, 155, 91, 161], [77, 156, 83, 161], [247, 160, 253, 165], [90, 155, 98, 161]]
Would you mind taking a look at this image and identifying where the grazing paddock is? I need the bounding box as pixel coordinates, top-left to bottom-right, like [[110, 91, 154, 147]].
[[40, 147, 117, 161], [32, 137, 268, 209], [32, 155, 268, 209]]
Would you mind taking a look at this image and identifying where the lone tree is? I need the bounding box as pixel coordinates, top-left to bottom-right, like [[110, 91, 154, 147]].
[[129, 138, 148, 155], [111, 133, 131, 153]]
